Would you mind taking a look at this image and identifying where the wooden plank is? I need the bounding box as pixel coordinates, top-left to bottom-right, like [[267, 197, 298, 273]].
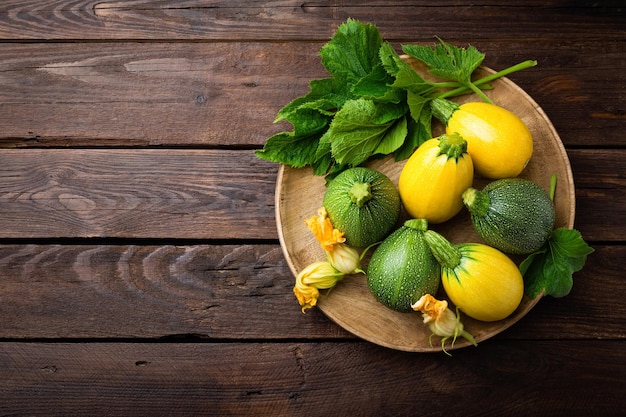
[[0, 243, 344, 339], [0, 42, 302, 147], [0, 149, 279, 239], [0, 41, 623, 148], [0, 148, 624, 241], [569, 149, 626, 242], [1, 340, 624, 416], [0, 1, 623, 40], [0, 244, 621, 340]]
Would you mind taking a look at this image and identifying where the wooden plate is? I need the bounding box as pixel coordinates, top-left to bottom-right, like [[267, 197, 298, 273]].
[[275, 62, 576, 352]]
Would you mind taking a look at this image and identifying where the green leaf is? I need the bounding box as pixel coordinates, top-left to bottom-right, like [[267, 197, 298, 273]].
[[311, 131, 333, 175], [392, 67, 436, 95], [394, 108, 432, 161], [328, 99, 408, 166], [389, 92, 432, 160], [320, 19, 383, 84], [407, 91, 432, 124], [255, 131, 319, 168], [379, 42, 435, 96], [275, 77, 351, 123], [520, 228, 595, 298], [373, 116, 407, 155], [402, 38, 485, 85], [351, 63, 402, 102], [393, 118, 419, 161], [379, 42, 404, 76], [255, 109, 331, 167]]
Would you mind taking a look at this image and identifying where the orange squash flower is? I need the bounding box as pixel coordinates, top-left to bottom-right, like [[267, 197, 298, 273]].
[[305, 208, 363, 274], [412, 294, 477, 355], [293, 261, 344, 313]]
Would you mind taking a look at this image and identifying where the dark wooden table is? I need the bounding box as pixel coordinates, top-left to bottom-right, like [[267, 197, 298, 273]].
[[1, 1, 624, 416]]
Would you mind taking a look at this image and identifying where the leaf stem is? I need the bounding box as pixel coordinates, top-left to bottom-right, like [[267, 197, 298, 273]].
[[550, 173, 557, 201], [430, 81, 464, 89], [432, 59, 538, 100], [467, 82, 493, 104], [476, 60, 538, 85]]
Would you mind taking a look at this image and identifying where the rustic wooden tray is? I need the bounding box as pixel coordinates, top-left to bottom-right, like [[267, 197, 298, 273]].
[[275, 64, 576, 352]]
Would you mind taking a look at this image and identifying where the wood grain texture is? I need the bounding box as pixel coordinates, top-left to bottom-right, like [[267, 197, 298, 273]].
[[0, 244, 621, 340], [1, 341, 625, 417], [569, 149, 626, 241], [0, 42, 302, 147], [0, 243, 341, 339], [0, 149, 278, 239], [0, 149, 623, 241], [0, 1, 623, 40], [0, 41, 623, 147]]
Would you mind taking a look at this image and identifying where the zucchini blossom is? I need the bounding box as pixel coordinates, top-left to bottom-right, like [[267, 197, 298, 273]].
[[412, 294, 477, 355], [293, 261, 344, 313], [305, 207, 363, 274]]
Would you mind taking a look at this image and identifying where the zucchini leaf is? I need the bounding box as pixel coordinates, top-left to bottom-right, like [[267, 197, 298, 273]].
[[275, 77, 351, 123], [256, 108, 331, 168], [320, 19, 383, 84], [380, 42, 435, 95], [520, 228, 595, 298], [402, 38, 485, 86], [394, 107, 432, 161], [257, 19, 390, 173], [402, 38, 492, 102], [352, 63, 403, 102], [328, 98, 407, 167]]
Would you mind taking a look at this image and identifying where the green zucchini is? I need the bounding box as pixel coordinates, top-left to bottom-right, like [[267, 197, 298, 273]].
[[366, 219, 440, 312], [323, 167, 400, 248], [462, 178, 555, 255]]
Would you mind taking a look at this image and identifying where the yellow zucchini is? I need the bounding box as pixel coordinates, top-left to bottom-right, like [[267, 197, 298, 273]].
[[424, 229, 524, 322], [431, 98, 533, 179], [398, 133, 474, 223]]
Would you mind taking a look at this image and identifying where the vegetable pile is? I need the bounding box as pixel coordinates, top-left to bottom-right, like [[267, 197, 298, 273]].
[[256, 18, 537, 178], [260, 19, 594, 354]]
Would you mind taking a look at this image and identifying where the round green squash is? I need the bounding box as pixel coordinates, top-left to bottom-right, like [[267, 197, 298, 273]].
[[462, 178, 555, 255], [366, 219, 440, 313], [323, 167, 400, 248]]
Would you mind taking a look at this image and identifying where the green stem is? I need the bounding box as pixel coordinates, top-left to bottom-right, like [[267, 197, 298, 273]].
[[549, 173, 557, 201], [404, 218, 429, 232], [430, 97, 460, 124], [349, 182, 372, 208], [460, 330, 478, 347], [359, 241, 380, 261], [437, 133, 468, 160], [432, 59, 538, 100], [423, 230, 462, 269], [430, 81, 464, 89], [462, 187, 490, 217], [476, 60, 538, 84], [467, 82, 493, 104], [432, 85, 471, 100]]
